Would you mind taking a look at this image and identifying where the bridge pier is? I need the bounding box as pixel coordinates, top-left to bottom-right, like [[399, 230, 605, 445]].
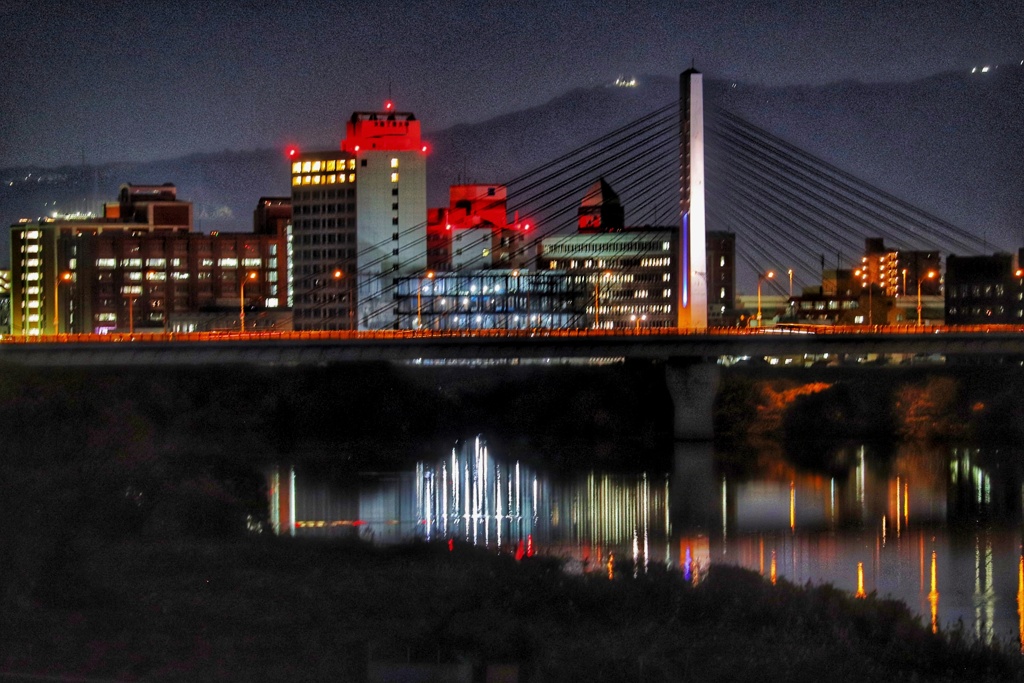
[[665, 358, 720, 441]]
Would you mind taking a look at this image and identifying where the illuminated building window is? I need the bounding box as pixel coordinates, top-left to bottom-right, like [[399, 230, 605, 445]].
[[25, 272, 39, 281], [302, 176, 311, 185], [302, 161, 312, 173], [26, 230, 40, 239], [26, 286, 40, 295], [242, 258, 261, 267], [390, 158, 399, 168], [348, 159, 356, 170], [327, 174, 337, 184], [391, 173, 399, 183], [219, 258, 238, 267], [146, 258, 165, 268], [128, 272, 142, 281], [349, 173, 356, 182], [292, 176, 301, 186], [312, 161, 322, 172], [291, 162, 301, 174], [28, 314, 39, 322]]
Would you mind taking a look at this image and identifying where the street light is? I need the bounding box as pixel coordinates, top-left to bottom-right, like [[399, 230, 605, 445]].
[[757, 270, 775, 323], [787, 269, 793, 298], [594, 270, 612, 328], [630, 313, 647, 331], [239, 271, 258, 332], [54, 271, 72, 334], [416, 271, 435, 330], [901, 269, 908, 299], [916, 270, 937, 326]]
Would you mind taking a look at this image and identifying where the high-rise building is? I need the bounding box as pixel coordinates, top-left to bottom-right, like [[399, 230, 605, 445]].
[[289, 105, 428, 331], [706, 231, 735, 322]]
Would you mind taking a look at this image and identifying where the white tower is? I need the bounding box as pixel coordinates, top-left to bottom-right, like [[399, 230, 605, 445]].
[[678, 69, 708, 329]]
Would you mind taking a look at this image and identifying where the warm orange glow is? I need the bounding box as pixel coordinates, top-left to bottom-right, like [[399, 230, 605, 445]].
[[246, 271, 258, 281], [904, 482, 909, 528], [426, 271, 435, 280], [59, 271, 73, 282], [759, 537, 764, 575], [855, 562, 866, 598], [895, 477, 901, 537], [332, 269, 344, 279], [1018, 555, 1024, 653], [789, 481, 795, 532], [928, 550, 939, 634], [607, 552, 615, 580], [926, 270, 937, 280], [770, 550, 777, 585], [766, 271, 775, 279]]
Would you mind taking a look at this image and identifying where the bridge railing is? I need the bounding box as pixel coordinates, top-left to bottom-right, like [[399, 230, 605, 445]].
[[4, 323, 1024, 345]]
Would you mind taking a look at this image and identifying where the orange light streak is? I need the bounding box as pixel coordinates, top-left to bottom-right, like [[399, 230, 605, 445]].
[[855, 562, 866, 598]]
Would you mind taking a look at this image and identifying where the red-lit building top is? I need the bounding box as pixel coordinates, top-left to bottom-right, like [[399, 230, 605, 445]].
[[426, 184, 533, 271], [340, 107, 424, 153]]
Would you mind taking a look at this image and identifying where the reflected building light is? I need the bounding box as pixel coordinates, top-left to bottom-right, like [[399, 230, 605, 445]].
[[857, 446, 866, 515], [770, 550, 777, 585], [1017, 554, 1024, 654], [789, 480, 795, 533], [975, 533, 995, 643], [929, 550, 940, 634], [896, 477, 901, 538], [759, 536, 765, 575], [882, 515, 887, 547], [722, 476, 728, 553], [607, 551, 615, 580], [855, 562, 867, 598], [830, 477, 836, 528]]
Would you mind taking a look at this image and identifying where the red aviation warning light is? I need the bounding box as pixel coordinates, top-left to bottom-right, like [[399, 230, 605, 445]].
[[285, 145, 299, 159], [384, 100, 394, 111]]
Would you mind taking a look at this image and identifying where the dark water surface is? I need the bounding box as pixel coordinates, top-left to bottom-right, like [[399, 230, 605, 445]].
[[269, 437, 1024, 646]]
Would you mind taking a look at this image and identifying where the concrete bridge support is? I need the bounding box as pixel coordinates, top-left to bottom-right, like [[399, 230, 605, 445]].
[[665, 358, 720, 441]]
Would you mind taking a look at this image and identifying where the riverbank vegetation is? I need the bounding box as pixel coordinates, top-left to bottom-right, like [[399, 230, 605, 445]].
[[2, 538, 1020, 682]]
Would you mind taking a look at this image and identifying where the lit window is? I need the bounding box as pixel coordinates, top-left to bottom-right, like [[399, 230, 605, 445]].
[[291, 162, 301, 174], [390, 158, 399, 168], [219, 258, 238, 268], [720, 256, 725, 267], [146, 258, 165, 268], [242, 258, 261, 267], [26, 230, 40, 239], [292, 176, 301, 186], [327, 174, 337, 184], [312, 160, 322, 172], [302, 175, 311, 185], [349, 173, 356, 182], [128, 272, 142, 281], [302, 161, 312, 173], [347, 159, 356, 170], [391, 173, 399, 183]]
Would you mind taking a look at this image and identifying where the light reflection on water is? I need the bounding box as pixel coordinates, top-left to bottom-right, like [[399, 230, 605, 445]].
[[268, 438, 1024, 645]]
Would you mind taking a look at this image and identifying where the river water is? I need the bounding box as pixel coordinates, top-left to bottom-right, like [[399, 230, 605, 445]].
[[267, 437, 1024, 646]]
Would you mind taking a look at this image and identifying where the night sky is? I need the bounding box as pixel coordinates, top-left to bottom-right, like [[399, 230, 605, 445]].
[[1, 0, 1021, 169]]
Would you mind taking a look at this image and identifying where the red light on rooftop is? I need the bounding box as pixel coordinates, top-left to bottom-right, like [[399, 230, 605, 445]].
[[523, 223, 531, 231], [421, 144, 429, 153], [285, 145, 299, 159], [384, 100, 394, 111]]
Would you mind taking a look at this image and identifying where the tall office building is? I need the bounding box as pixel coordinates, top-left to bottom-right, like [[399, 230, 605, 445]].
[[289, 105, 428, 331]]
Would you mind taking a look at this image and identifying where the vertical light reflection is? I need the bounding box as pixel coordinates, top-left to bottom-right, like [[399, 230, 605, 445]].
[[721, 476, 728, 553], [881, 516, 887, 548], [895, 476, 901, 538], [770, 550, 777, 585], [830, 477, 836, 528], [904, 481, 909, 529], [1017, 554, 1024, 654], [289, 466, 296, 537], [855, 562, 866, 598], [929, 550, 939, 634], [759, 536, 765, 576], [789, 480, 795, 533], [974, 532, 995, 643]]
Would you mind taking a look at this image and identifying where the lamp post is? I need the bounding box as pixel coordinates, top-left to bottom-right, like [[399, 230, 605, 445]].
[[901, 269, 908, 299], [416, 271, 435, 330], [917, 270, 937, 326], [757, 270, 775, 323], [54, 271, 72, 334], [630, 313, 647, 331], [787, 269, 793, 298], [594, 270, 612, 328], [862, 282, 873, 326], [240, 271, 258, 332]]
